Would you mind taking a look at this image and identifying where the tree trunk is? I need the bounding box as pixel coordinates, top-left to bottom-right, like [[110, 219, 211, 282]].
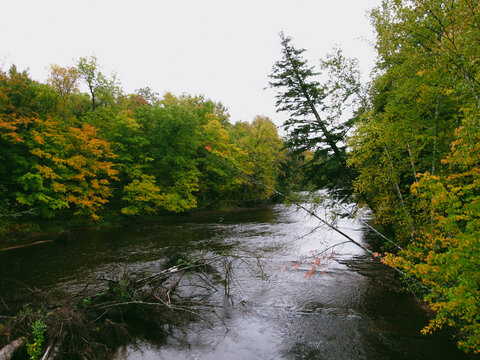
[[0, 337, 25, 360]]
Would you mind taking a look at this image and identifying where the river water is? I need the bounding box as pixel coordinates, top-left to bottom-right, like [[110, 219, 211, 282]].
[[0, 204, 473, 359]]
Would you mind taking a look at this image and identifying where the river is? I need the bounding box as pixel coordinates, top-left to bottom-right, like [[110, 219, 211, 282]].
[[0, 204, 473, 359]]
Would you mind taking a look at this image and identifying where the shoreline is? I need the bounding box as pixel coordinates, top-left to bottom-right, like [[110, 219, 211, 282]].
[[0, 204, 270, 252]]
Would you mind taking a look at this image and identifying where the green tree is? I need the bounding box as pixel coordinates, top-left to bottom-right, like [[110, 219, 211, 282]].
[[0, 67, 118, 220], [196, 109, 244, 207], [48, 64, 80, 119], [77, 56, 121, 114], [230, 116, 285, 203], [385, 117, 480, 353], [122, 93, 240, 213]]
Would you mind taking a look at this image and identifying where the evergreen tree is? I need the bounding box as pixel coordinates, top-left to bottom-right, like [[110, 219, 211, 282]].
[[269, 33, 360, 192]]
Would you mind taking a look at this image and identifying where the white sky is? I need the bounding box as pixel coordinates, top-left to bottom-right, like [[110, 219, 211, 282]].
[[1, 0, 381, 126]]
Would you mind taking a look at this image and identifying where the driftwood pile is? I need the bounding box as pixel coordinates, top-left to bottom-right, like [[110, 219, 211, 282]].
[[0, 254, 234, 360]]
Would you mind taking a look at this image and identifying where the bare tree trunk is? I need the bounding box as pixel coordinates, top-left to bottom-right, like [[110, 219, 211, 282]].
[[0, 337, 25, 360], [406, 143, 418, 182], [432, 95, 440, 175], [383, 145, 415, 241]]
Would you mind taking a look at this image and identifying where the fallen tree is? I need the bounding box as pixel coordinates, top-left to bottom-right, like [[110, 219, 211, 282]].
[[0, 253, 234, 360], [0, 337, 25, 360]]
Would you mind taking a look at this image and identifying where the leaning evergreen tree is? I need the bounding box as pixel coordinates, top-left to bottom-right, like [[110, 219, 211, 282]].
[[269, 33, 359, 193]]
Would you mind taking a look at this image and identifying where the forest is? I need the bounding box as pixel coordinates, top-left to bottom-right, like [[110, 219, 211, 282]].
[[1, 0, 480, 357], [0, 58, 289, 230]]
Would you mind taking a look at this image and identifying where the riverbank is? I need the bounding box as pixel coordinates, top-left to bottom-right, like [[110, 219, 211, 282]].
[[0, 205, 271, 252]]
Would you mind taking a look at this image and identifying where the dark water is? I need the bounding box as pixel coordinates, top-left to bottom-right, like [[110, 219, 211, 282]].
[[0, 205, 473, 359]]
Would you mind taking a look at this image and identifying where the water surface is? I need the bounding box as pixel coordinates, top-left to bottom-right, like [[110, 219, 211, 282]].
[[0, 205, 472, 359]]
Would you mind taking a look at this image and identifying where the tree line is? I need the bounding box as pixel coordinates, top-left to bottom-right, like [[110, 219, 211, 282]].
[[268, 0, 480, 354], [0, 57, 288, 234]]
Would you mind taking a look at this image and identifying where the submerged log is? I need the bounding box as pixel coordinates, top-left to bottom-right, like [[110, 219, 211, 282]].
[[0, 337, 25, 360], [0, 240, 53, 253]]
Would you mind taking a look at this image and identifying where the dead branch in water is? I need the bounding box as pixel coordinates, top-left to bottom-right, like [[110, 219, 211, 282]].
[[0, 240, 53, 253], [0, 254, 234, 360]]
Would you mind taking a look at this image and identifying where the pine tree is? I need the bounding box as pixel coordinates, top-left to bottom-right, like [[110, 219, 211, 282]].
[[269, 33, 357, 191], [269, 33, 344, 158]]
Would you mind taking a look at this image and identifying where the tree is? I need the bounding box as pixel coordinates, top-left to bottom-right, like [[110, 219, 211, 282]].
[[230, 116, 285, 202], [385, 117, 480, 353], [124, 93, 239, 213], [121, 174, 164, 215], [348, 0, 480, 352], [349, 0, 479, 243], [269, 33, 342, 158], [269, 33, 363, 192], [48, 65, 80, 119], [196, 109, 244, 206], [77, 56, 121, 114], [0, 67, 118, 221], [77, 56, 103, 113]]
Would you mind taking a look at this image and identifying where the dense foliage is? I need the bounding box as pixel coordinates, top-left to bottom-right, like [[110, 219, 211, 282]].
[[0, 59, 286, 235], [267, 0, 480, 353], [347, 0, 480, 353]]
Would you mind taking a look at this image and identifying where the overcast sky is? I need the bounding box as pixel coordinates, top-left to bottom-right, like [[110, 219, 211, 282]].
[[1, 0, 381, 126]]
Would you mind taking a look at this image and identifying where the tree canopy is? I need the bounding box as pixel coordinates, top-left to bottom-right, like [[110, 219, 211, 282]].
[[267, 0, 480, 353], [0, 61, 287, 235], [346, 0, 480, 353]]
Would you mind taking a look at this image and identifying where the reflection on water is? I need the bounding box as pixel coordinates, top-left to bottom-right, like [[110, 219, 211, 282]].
[[0, 205, 473, 359]]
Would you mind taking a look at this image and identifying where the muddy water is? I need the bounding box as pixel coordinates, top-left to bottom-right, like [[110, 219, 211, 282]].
[[0, 205, 473, 359]]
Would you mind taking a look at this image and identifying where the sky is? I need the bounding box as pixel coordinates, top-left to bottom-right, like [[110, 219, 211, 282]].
[[1, 0, 381, 126]]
